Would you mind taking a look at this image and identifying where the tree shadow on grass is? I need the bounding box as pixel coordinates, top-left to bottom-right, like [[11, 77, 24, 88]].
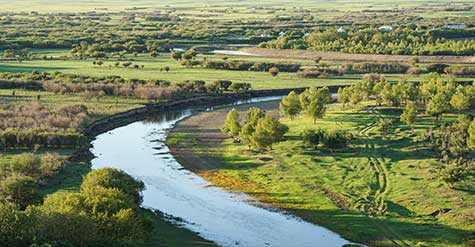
[[283, 207, 472, 247]]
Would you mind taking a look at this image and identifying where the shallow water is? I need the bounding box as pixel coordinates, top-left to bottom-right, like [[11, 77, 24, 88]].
[[90, 97, 356, 247]]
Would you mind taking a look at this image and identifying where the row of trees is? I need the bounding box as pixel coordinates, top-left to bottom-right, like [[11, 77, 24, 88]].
[[259, 28, 475, 55], [221, 108, 288, 152]]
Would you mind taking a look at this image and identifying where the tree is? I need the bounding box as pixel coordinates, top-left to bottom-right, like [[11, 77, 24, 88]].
[[279, 91, 302, 119], [400, 101, 417, 131], [467, 119, 475, 150], [80, 168, 145, 204], [427, 92, 449, 122], [3, 49, 16, 59], [221, 109, 241, 141], [337, 87, 350, 107], [164, 66, 170, 72], [300, 87, 331, 123], [439, 162, 468, 189], [376, 118, 393, 135], [0, 175, 40, 209], [450, 91, 470, 112], [250, 115, 288, 151], [269, 67, 279, 77]]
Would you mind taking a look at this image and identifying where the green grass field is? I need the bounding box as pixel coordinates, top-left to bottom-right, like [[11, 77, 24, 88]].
[[2, 51, 467, 90], [169, 101, 475, 247]]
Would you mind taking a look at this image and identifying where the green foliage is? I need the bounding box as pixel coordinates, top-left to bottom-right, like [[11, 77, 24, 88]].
[[279, 91, 302, 119], [221, 108, 241, 140], [0, 175, 40, 209], [450, 91, 470, 112], [300, 87, 331, 123], [250, 115, 288, 151], [439, 161, 469, 188], [0, 167, 152, 247], [301, 128, 325, 149], [400, 101, 417, 129], [321, 130, 353, 150], [427, 92, 450, 121], [81, 168, 145, 204], [467, 119, 475, 150], [376, 118, 394, 135]]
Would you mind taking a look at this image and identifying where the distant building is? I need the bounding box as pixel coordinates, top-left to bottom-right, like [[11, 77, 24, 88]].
[[278, 31, 286, 36], [260, 33, 272, 38], [303, 32, 311, 37], [337, 27, 346, 33], [378, 25, 393, 32], [443, 24, 466, 29]]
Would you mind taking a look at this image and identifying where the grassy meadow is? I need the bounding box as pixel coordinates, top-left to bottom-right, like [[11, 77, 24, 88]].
[[169, 100, 475, 247]]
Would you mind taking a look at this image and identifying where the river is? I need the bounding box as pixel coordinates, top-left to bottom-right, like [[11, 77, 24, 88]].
[[90, 96, 359, 247]]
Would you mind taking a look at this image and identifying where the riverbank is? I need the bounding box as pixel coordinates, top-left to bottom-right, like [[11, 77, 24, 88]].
[[167, 99, 474, 247]]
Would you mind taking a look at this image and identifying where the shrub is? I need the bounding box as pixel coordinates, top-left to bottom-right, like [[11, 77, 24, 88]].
[[301, 128, 325, 149], [322, 130, 352, 149], [406, 67, 425, 75]]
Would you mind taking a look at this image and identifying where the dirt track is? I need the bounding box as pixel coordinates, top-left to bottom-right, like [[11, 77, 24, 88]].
[[242, 47, 475, 64]]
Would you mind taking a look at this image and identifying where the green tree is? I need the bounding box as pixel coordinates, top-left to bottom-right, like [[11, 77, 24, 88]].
[[301, 128, 325, 149], [400, 101, 417, 131], [221, 108, 241, 141], [467, 119, 475, 150], [80, 168, 145, 204], [0, 175, 40, 209], [376, 118, 394, 135], [250, 115, 288, 151], [450, 91, 470, 112], [279, 91, 302, 119], [300, 87, 331, 123], [427, 92, 449, 122]]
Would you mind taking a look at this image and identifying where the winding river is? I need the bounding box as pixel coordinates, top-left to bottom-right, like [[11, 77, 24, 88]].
[[90, 96, 357, 247]]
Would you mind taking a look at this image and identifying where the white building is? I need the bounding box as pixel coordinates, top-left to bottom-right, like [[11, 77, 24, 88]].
[[278, 31, 286, 36], [443, 24, 466, 29], [337, 27, 346, 33], [378, 25, 393, 32]]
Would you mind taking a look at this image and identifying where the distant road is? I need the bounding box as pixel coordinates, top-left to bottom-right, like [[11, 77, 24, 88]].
[[241, 48, 475, 64]]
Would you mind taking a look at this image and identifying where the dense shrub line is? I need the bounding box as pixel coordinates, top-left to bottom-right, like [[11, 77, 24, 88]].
[[203, 60, 301, 72]]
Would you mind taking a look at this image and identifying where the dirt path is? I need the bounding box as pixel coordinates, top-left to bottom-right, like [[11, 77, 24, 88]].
[[242, 47, 475, 64]]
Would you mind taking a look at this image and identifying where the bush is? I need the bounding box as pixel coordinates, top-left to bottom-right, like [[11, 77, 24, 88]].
[[406, 67, 425, 75], [351, 63, 409, 74], [301, 128, 325, 149], [322, 130, 352, 149]]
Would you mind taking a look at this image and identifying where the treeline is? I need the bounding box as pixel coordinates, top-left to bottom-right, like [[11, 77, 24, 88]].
[[259, 28, 475, 55], [202, 60, 301, 72], [0, 72, 252, 102], [0, 102, 87, 149], [0, 158, 153, 247]]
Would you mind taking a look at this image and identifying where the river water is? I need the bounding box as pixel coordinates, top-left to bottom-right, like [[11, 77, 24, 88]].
[[90, 97, 357, 247]]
